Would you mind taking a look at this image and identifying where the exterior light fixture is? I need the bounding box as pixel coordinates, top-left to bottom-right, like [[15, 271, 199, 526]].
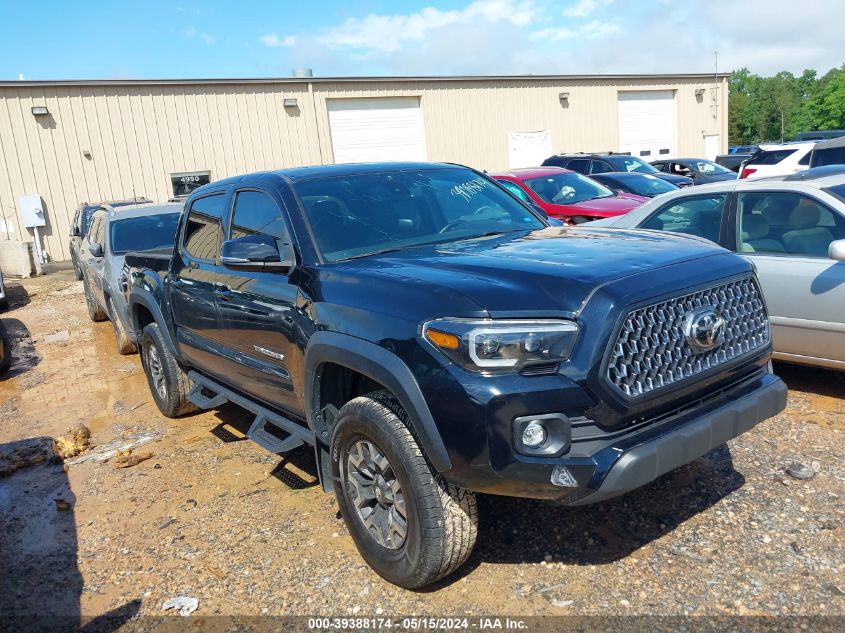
[[31, 105, 49, 116], [695, 88, 706, 98], [558, 92, 570, 105], [283, 98, 298, 108]]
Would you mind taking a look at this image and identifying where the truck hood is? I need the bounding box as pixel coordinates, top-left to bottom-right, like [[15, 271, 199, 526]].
[[341, 226, 729, 316]]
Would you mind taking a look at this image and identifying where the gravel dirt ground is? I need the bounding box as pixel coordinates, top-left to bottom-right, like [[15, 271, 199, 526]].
[[0, 267, 843, 630]]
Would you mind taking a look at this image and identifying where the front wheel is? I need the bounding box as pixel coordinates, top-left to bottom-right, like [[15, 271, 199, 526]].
[[139, 323, 195, 418], [332, 391, 478, 589]]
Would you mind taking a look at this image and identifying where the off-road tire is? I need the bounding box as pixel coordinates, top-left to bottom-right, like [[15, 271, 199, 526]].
[[108, 296, 136, 355], [73, 257, 84, 281], [139, 323, 195, 418], [331, 390, 478, 589], [84, 278, 107, 322], [0, 297, 8, 312]]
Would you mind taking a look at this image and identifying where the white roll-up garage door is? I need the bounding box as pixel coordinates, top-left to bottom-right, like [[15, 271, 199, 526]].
[[617, 91, 675, 160], [327, 97, 426, 164]]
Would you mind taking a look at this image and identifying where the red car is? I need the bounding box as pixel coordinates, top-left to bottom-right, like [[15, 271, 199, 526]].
[[491, 167, 648, 224]]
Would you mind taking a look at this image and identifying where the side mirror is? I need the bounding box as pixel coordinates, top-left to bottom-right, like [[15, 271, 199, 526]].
[[829, 239, 845, 261], [89, 242, 103, 258], [221, 233, 293, 273]]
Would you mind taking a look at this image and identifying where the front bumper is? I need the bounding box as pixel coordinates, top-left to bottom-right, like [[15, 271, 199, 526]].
[[567, 372, 786, 505], [439, 370, 786, 504]]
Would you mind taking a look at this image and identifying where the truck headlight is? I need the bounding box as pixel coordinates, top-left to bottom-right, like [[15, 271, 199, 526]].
[[422, 319, 579, 373]]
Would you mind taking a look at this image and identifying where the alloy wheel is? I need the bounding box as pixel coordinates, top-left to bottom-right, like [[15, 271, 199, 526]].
[[146, 344, 167, 400], [345, 439, 407, 550]]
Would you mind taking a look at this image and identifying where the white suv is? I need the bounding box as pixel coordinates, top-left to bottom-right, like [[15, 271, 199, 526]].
[[740, 142, 814, 180]]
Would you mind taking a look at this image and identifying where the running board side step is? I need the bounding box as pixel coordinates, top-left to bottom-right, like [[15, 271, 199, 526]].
[[186, 371, 315, 454]]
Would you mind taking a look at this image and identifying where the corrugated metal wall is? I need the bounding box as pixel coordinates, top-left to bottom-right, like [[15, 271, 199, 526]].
[[0, 75, 727, 261]]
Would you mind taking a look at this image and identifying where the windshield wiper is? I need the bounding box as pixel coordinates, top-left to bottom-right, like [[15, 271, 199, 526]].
[[338, 247, 403, 261]]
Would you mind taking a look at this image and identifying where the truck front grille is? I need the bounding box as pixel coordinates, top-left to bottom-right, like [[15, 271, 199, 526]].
[[607, 276, 770, 398]]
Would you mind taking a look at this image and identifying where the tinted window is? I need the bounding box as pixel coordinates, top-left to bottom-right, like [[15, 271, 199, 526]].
[[296, 168, 544, 262], [738, 192, 845, 257], [642, 195, 727, 244], [230, 190, 289, 241], [497, 180, 531, 203], [524, 172, 614, 204], [618, 174, 677, 197], [81, 205, 100, 235], [565, 159, 590, 174], [110, 213, 181, 255], [183, 194, 226, 261], [811, 147, 845, 168], [589, 160, 611, 174], [748, 149, 796, 165]]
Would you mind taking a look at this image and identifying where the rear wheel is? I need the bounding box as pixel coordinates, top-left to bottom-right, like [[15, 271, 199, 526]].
[[139, 323, 195, 418], [108, 297, 136, 355], [332, 390, 478, 589], [84, 279, 107, 322], [73, 257, 84, 281]]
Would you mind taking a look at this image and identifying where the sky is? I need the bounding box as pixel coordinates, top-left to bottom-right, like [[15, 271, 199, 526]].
[[1, 0, 842, 80]]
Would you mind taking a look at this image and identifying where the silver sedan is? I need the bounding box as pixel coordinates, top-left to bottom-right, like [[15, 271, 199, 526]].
[[589, 168, 845, 370]]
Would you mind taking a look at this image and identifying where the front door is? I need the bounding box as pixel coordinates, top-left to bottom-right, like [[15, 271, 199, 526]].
[[215, 188, 303, 416], [83, 215, 107, 307], [170, 191, 230, 374], [735, 190, 845, 365]]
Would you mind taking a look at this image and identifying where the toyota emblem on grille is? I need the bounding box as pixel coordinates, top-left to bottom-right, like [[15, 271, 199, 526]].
[[684, 306, 726, 352]]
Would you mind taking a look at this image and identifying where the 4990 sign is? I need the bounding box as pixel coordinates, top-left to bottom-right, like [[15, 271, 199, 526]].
[[170, 170, 211, 198]]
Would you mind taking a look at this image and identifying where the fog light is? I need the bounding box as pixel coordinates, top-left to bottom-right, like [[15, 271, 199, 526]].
[[521, 421, 547, 448]]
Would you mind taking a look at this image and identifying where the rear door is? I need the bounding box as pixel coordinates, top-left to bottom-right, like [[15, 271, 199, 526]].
[[170, 192, 230, 374], [732, 190, 845, 365], [215, 187, 303, 415]]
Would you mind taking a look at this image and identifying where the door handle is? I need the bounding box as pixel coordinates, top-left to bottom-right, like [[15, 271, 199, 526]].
[[214, 285, 233, 301]]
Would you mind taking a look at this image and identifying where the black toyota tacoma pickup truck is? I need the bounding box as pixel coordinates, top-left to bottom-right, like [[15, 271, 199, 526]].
[[124, 162, 786, 588]]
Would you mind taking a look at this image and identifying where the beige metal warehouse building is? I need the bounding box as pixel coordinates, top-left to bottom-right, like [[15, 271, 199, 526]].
[[0, 73, 728, 262]]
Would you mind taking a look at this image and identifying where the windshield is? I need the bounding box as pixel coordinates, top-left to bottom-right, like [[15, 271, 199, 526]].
[[610, 155, 659, 174], [524, 172, 614, 205], [619, 174, 677, 197], [693, 160, 732, 174], [825, 184, 845, 203], [110, 213, 181, 254], [295, 168, 545, 262]]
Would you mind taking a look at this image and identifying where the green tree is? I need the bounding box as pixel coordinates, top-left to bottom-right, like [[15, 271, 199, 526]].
[[728, 64, 845, 144]]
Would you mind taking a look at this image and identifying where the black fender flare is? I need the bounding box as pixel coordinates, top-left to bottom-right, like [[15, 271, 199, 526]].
[[305, 331, 452, 473], [128, 290, 178, 357]]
